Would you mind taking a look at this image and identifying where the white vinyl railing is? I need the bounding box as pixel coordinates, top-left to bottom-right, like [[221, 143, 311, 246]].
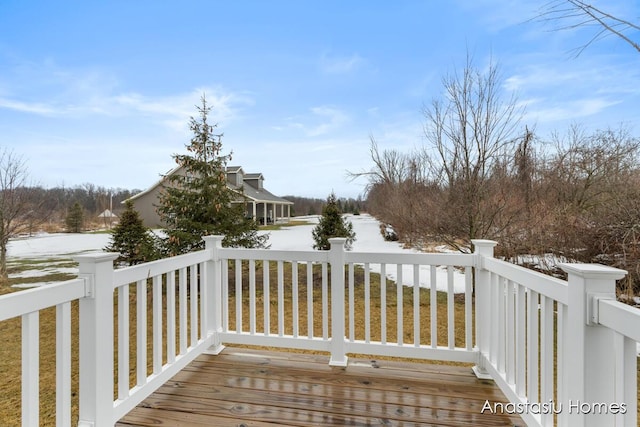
[[1, 235, 638, 427], [216, 239, 476, 365], [473, 240, 639, 427], [0, 277, 86, 427]]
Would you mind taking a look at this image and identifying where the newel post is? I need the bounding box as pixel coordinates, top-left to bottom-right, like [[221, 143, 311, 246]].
[[560, 263, 627, 427], [471, 239, 497, 380], [203, 235, 225, 355], [328, 238, 348, 367], [75, 252, 119, 427]]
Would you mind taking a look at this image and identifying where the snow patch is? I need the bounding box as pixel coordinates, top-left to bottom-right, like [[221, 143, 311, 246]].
[[265, 214, 468, 292], [10, 267, 78, 279], [8, 233, 111, 258]]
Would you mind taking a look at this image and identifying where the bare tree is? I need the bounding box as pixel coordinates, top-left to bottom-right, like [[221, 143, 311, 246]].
[[542, 125, 640, 254], [352, 56, 530, 252], [349, 138, 433, 245], [349, 138, 412, 190], [536, 0, 640, 56], [421, 54, 525, 251], [0, 149, 38, 284]]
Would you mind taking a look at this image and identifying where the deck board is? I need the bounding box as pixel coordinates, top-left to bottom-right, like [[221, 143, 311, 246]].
[[116, 347, 525, 427]]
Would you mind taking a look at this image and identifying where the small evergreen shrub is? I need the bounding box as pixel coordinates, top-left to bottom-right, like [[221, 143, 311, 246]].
[[105, 200, 159, 265], [312, 192, 356, 250]]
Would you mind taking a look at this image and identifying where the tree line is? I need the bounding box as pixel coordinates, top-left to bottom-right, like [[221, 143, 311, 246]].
[[15, 184, 139, 231], [356, 55, 640, 295], [358, 1, 640, 296], [283, 195, 365, 217]]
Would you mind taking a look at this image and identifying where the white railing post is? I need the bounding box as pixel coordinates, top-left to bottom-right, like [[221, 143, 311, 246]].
[[471, 239, 497, 379], [560, 263, 627, 427], [203, 235, 225, 355], [75, 252, 119, 427], [329, 238, 348, 367]]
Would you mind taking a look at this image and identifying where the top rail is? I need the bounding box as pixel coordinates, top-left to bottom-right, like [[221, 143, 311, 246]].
[[218, 248, 475, 267], [598, 299, 640, 342], [218, 247, 329, 263], [112, 249, 210, 287], [346, 251, 474, 266], [483, 257, 568, 305], [0, 278, 85, 322]]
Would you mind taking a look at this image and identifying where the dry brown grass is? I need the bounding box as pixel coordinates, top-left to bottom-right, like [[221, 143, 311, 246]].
[[0, 303, 79, 426], [225, 262, 471, 350]]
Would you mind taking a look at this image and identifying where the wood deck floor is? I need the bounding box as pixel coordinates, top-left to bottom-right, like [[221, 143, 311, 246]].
[[116, 347, 525, 427]]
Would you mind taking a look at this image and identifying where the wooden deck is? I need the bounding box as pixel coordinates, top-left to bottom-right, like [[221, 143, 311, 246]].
[[116, 347, 525, 427]]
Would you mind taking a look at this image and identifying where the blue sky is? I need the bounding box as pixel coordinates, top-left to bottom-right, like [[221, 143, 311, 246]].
[[0, 1, 638, 199]]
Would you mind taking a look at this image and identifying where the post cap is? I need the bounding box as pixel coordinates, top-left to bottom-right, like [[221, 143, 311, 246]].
[[559, 263, 627, 281], [203, 235, 225, 248], [471, 239, 498, 248], [73, 252, 120, 264], [471, 239, 498, 256]]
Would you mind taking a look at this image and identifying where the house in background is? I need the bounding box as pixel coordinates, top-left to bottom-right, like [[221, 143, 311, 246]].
[[97, 209, 118, 228], [128, 165, 293, 228]]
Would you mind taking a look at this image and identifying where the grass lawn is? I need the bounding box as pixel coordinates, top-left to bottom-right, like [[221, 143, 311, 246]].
[[5, 258, 77, 288], [258, 219, 313, 231]]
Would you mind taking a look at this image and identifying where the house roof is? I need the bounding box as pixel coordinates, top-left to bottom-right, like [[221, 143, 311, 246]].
[[128, 164, 292, 205], [97, 209, 118, 218], [230, 181, 293, 205], [127, 165, 181, 202]]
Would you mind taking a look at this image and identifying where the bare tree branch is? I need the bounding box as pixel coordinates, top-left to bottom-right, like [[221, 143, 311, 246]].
[[536, 0, 640, 56]]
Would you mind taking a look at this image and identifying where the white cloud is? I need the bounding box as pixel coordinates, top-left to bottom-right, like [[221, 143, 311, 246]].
[[453, 0, 540, 31], [320, 52, 365, 74], [0, 60, 253, 131], [307, 106, 349, 136], [277, 106, 350, 137], [524, 97, 622, 124], [504, 61, 596, 93], [110, 89, 254, 132], [0, 98, 58, 115], [502, 52, 640, 132]]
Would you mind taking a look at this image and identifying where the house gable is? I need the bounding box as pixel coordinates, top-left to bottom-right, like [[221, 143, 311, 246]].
[[244, 173, 264, 190], [226, 166, 244, 188]]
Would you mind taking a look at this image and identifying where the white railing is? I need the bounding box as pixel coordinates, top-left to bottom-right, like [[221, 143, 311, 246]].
[[217, 238, 476, 366], [0, 277, 86, 427], [474, 240, 639, 427], [1, 235, 638, 426]]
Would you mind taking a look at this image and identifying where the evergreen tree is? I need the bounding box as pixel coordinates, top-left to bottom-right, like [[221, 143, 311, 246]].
[[65, 202, 84, 233], [157, 96, 268, 255], [312, 192, 356, 250], [105, 200, 159, 265]]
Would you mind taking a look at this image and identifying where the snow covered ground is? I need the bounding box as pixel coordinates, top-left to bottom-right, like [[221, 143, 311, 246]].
[[264, 214, 468, 292], [7, 214, 467, 292], [9, 232, 112, 259]]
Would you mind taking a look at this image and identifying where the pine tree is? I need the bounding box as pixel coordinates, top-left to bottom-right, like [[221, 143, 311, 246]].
[[157, 96, 268, 255], [65, 201, 84, 233], [105, 200, 159, 265], [312, 192, 356, 250]]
